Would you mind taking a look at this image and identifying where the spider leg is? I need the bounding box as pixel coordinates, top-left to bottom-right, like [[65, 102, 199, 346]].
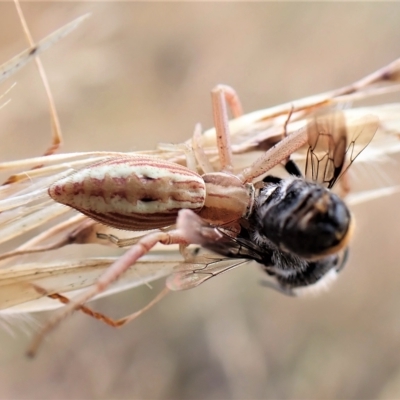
[[41, 287, 169, 328], [27, 229, 187, 357], [238, 126, 309, 183], [211, 85, 243, 172], [192, 123, 214, 174]]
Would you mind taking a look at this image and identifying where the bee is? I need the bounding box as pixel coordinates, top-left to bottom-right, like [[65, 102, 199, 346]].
[[171, 111, 377, 296]]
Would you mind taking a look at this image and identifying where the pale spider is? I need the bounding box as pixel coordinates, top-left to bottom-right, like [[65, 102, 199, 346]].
[[26, 84, 379, 356]]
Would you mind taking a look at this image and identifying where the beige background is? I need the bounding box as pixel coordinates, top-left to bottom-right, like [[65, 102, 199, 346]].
[[1, 2, 400, 399]]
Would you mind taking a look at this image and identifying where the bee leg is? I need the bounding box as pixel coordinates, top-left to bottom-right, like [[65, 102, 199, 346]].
[[259, 279, 296, 297], [262, 253, 345, 298], [336, 247, 349, 273], [261, 159, 302, 184], [283, 159, 303, 178]]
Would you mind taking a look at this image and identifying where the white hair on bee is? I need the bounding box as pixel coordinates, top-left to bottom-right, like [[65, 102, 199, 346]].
[[292, 268, 339, 297]]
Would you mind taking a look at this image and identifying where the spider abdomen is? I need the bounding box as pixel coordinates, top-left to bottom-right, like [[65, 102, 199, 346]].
[[48, 155, 206, 231]]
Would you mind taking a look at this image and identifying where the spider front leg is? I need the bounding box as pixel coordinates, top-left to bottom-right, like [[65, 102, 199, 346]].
[[160, 85, 243, 175], [238, 120, 309, 183], [27, 229, 188, 357], [211, 84, 243, 172], [211, 87, 305, 184]]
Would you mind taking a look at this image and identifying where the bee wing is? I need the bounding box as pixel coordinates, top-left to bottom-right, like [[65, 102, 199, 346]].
[[0, 14, 89, 85], [305, 112, 379, 188], [166, 255, 249, 291], [0, 253, 179, 313], [340, 114, 380, 178], [167, 209, 268, 291]]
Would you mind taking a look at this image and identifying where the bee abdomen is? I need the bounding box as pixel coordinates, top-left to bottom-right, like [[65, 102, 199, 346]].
[[256, 179, 352, 259]]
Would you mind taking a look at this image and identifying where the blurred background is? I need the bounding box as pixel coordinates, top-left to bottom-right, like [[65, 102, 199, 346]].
[[0, 2, 400, 399]]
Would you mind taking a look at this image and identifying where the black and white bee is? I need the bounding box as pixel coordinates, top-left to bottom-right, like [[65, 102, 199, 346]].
[[173, 112, 378, 296]]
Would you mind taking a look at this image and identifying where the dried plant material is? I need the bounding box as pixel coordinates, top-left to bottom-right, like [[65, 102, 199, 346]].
[[0, 253, 182, 313], [0, 13, 90, 86]]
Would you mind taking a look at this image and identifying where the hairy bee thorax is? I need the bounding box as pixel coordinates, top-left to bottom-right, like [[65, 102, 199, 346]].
[[253, 178, 353, 260]]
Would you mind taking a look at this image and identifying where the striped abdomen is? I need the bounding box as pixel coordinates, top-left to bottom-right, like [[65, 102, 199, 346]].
[[48, 155, 206, 231]]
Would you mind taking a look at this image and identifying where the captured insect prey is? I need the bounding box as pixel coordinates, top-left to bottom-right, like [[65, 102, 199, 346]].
[[175, 209, 349, 297], [176, 111, 378, 296]]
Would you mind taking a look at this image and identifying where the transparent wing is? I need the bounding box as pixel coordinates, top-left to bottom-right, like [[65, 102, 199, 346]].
[[305, 112, 379, 188], [167, 209, 267, 291], [166, 253, 249, 291]]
